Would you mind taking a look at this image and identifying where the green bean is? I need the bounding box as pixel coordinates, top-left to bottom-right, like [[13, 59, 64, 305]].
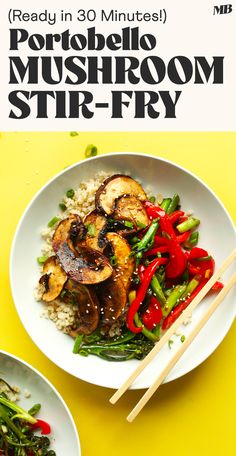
[[0, 397, 36, 425], [130, 236, 140, 245], [66, 188, 75, 198], [164, 288, 173, 297], [59, 202, 67, 212], [182, 276, 200, 299], [149, 196, 156, 203], [166, 194, 180, 214], [134, 313, 159, 342], [151, 274, 166, 306], [162, 284, 187, 317], [47, 216, 60, 228], [189, 231, 199, 245], [124, 220, 134, 228], [156, 270, 165, 285], [160, 198, 172, 211], [73, 334, 84, 354], [133, 219, 159, 254], [37, 256, 47, 265], [136, 221, 147, 229], [152, 324, 160, 337], [28, 403, 41, 416], [176, 218, 200, 233]]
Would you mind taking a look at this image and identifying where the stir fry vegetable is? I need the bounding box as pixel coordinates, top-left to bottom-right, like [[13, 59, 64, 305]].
[[72, 331, 154, 361], [0, 380, 55, 455], [38, 174, 224, 362]]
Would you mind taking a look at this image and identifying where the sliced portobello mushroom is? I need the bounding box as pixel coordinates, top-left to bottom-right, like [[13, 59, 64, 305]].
[[95, 174, 147, 215], [99, 273, 127, 329], [84, 210, 108, 252], [56, 243, 113, 285], [106, 232, 135, 291], [39, 256, 67, 302], [53, 214, 85, 253], [63, 280, 100, 336], [113, 195, 149, 230]]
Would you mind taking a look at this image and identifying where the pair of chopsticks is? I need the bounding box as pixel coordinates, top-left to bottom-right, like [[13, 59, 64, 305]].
[[110, 248, 236, 422]]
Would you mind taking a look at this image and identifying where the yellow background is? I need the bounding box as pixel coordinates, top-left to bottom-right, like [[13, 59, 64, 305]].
[[0, 132, 235, 455]]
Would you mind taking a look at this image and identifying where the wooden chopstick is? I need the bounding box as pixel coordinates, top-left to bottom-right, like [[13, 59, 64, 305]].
[[127, 269, 236, 421], [110, 248, 236, 407]]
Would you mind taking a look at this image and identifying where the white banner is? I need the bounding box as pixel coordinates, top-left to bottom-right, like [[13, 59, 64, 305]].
[[0, 0, 235, 130]]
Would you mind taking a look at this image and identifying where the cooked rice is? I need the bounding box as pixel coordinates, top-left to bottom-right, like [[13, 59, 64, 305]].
[[0, 381, 21, 402]]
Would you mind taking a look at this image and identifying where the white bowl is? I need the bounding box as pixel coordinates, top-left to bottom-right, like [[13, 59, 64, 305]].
[[10, 153, 236, 389], [0, 350, 81, 455]]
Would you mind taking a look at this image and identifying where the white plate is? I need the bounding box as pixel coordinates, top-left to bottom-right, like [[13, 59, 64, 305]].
[[0, 350, 81, 455], [10, 153, 236, 389]]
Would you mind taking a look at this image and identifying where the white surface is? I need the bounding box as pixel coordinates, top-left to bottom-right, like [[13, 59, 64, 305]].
[[10, 153, 236, 389], [0, 350, 81, 455]]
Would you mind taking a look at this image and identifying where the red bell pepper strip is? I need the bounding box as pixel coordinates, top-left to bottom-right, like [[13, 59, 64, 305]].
[[168, 210, 184, 224], [138, 264, 146, 283], [176, 231, 191, 244], [188, 263, 201, 275], [165, 240, 187, 278], [162, 280, 207, 330], [143, 245, 169, 257], [143, 202, 188, 278], [144, 201, 176, 239], [189, 247, 208, 260], [142, 296, 163, 330], [126, 257, 167, 333], [188, 247, 215, 280], [154, 231, 190, 246], [30, 419, 51, 435], [212, 281, 224, 290], [154, 235, 169, 246]]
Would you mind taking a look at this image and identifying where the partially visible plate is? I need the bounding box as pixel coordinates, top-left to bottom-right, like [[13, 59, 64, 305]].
[[0, 350, 81, 455], [10, 153, 236, 389]]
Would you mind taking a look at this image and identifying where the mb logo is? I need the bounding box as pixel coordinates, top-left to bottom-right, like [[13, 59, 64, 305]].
[[213, 4, 233, 14]]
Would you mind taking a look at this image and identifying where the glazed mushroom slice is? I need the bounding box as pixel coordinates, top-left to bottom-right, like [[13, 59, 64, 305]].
[[99, 273, 127, 328], [39, 256, 67, 302], [64, 280, 100, 335], [113, 195, 149, 230], [106, 232, 135, 291], [84, 210, 108, 252], [56, 243, 113, 285], [53, 214, 85, 253], [95, 174, 147, 215]]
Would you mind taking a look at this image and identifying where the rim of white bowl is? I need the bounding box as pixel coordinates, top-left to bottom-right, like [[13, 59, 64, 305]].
[[0, 349, 81, 454], [10, 153, 236, 389]]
